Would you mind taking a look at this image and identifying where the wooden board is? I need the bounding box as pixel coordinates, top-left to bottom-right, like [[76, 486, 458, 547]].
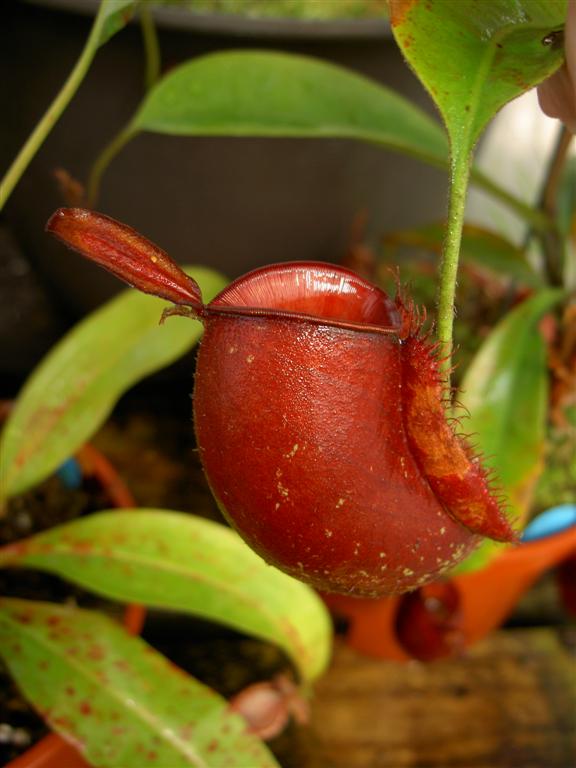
[[286, 629, 576, 768]]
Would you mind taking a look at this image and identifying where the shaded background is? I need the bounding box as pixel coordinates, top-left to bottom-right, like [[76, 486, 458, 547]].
[[0, 0, 446, 390]]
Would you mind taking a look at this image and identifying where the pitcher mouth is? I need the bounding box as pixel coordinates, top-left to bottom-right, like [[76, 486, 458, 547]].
[[203, 261, 403, 336]]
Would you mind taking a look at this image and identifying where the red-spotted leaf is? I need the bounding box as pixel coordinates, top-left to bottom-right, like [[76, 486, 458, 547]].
[[453, 289, 565, 574], [0, 510, 332, 683], [389, 0, 567, 161], [0, 598, 279, 768]]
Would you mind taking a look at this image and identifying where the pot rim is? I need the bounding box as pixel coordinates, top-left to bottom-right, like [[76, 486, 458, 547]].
[[28, 0, 393, 40]]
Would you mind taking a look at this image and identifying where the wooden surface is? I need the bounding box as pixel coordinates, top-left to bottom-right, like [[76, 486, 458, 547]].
[[286, 628, 576, 768]]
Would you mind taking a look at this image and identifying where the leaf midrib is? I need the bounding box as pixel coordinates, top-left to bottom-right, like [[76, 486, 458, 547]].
[[0, 605, 211, 768], [3, 542, 310, 676], [447, 19, 547, 153]]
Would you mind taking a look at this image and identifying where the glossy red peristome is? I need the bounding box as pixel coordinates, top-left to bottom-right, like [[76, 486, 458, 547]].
[[47, 209, 516, 597]]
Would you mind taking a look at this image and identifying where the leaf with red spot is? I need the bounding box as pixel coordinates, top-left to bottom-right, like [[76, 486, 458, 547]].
[[389, 0, 567, 163], [0, 510, 331, 683], [0, 598, 278, 767], [453, 289, 565, 574]]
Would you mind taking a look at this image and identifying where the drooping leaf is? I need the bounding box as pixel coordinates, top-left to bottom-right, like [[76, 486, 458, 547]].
[[382, 221, 543, 287], [0, 267, 227, 501], [389, 0, 567, 161], [92, 49, 543, 226], [130, 50, 449, 167], [453, 289, 565, 574], [0, 598, 279, 768], [0, 510, 332, 683]]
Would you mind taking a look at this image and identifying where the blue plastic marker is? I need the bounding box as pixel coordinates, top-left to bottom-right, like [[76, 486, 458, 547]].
[[56, 457, 83, 490], [521, 504, 576, 543]]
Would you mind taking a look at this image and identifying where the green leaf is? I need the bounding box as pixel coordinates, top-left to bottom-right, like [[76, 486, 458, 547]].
[[91, 49, 545, 228], [382, 222, 543, 287], [96, 0, 138, 48], [389, 0, 566, 365], [453, 289, 565, 574], [130, 50, 449, 167], [0, 510, 332, 683], [0, 598, 279, 768], [0, 267, 227, 500], [389, 0, 567, 160]]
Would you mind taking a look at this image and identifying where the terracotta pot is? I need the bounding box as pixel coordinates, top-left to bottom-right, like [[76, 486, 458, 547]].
[[5, 443, 144, 768], [323, 524, 576, 661]]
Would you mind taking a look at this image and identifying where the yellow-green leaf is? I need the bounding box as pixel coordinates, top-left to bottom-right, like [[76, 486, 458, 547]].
[[0, 510, 332, 683], [96, 0, 137, 48], [0, 598, 278, 768], [0, 267, 227, 500]]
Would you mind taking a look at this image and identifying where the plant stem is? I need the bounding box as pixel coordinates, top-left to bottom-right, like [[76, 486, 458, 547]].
[[437, 145, 472, 377], [140, 3, 161, 91], [0, 8, 107, 213], [87, 126, 136, 208], [539, 126, 572, 213], [536, 125, 573, 286], [88, 2, 161, 209]]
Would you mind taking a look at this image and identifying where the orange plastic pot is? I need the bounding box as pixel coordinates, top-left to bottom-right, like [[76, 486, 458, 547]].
[[323, 524, 576, 661], [6, 443, 144, 768]]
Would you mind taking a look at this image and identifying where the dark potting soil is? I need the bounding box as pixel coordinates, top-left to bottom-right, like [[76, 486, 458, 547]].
[[0, 667, 38, 764]]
